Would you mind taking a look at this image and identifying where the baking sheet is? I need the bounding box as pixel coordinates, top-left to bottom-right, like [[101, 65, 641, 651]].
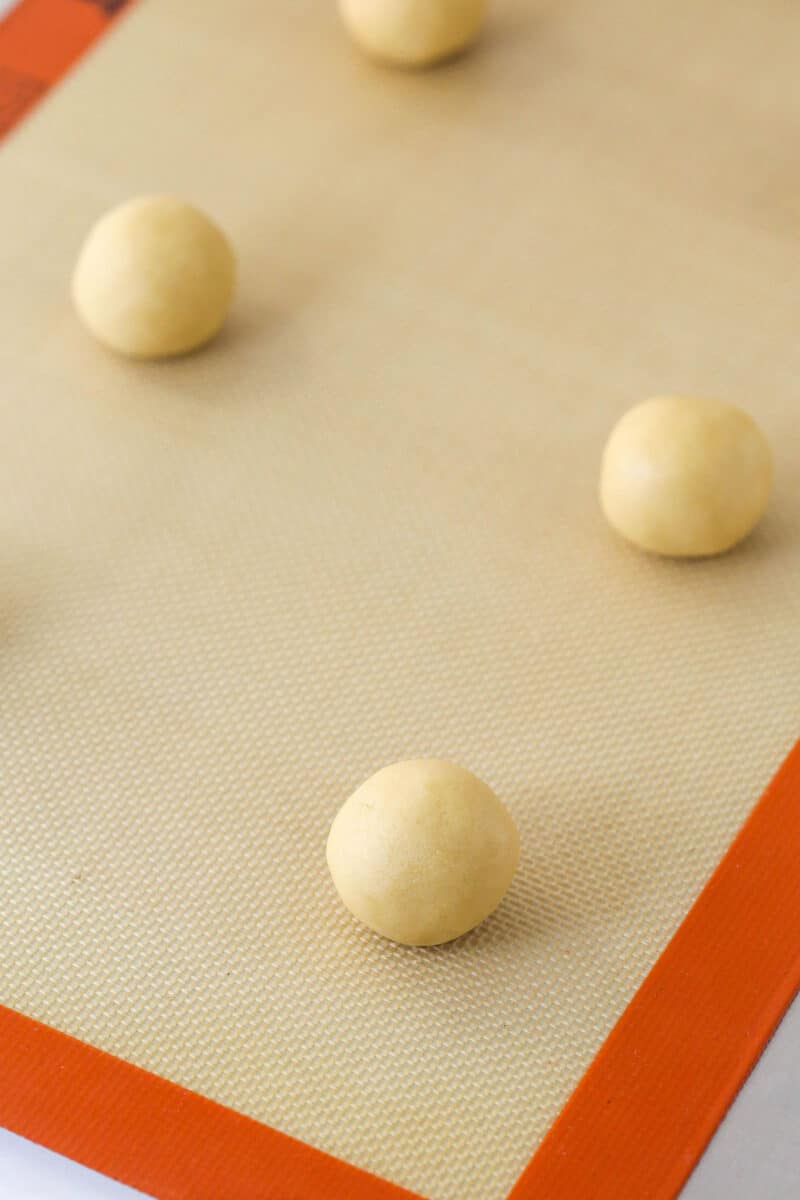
[[0, 2, 798, 1197]]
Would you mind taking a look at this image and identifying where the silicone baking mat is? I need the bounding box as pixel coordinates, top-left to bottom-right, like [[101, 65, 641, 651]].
[[0, 2, 799, 1198]]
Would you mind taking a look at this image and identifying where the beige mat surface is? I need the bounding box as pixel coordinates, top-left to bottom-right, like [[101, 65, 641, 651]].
[[0, 2, 798, 1197]]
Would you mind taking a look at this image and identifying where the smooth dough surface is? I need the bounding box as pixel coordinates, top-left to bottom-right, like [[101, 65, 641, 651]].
[[326, 759, 519, 946], [600, 395, 773, 557], [338, 0, 487, 68], [72, 195, 235, 359]]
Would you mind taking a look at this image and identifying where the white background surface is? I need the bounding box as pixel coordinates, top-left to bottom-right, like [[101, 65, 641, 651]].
[[0, 1129, 146, 1199], [682, 991, 800, 1199], [1, 992, 798, 1198]]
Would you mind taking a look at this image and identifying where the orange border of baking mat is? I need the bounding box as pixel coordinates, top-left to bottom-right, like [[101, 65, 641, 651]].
[[0, 1005, 424, 1199], [2, 8, 800, 1197], [0, 741, 797, 1199], [0, 0, 130, 139], [510, 736, 800, 1199]]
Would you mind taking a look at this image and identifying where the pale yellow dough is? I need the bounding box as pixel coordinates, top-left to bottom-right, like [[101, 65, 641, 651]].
[[72, 195, 235, 359], [326, 759, 519, 946], [338, 0, 487, 68], [600, 395, 773, 557]]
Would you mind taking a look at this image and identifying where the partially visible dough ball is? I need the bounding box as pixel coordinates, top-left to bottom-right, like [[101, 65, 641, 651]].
[[339, 0, 487, 68], [327, 759, 519, 946], [600, 395, 773, 557], [72, 195, 235, 359]]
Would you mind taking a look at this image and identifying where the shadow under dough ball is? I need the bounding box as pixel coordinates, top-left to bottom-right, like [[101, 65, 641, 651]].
[[338, 0, 488, 68], [72, 195, 236, 359], [600, 395, 773, 557], [327, 759, 520, 946]]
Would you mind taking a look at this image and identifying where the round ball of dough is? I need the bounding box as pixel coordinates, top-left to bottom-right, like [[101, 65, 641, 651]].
[[600, 395, 773, 557], [338, 0, 487, 68], [327, 759, 519, 946], [72, 195, 235, 359]]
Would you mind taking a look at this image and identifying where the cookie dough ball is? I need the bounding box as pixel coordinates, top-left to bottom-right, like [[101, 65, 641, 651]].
[[600, 395, 772, 557], [327, 759, 519, 946], [72, 195, 235, 359], [339, 0, 487, 68]]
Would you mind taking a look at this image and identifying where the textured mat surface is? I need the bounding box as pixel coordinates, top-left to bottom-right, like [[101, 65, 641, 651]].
[[0, 2, 798, 1197]]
